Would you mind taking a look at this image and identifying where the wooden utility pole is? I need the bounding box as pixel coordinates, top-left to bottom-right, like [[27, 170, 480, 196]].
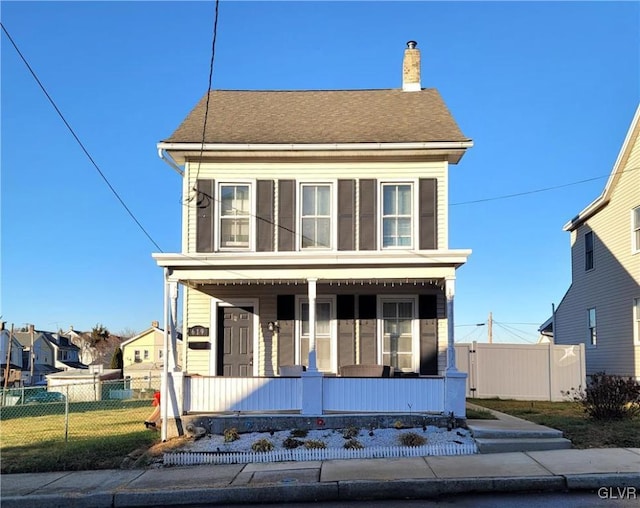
[[3, 323, 14, 391], [488, 312, 493, 344], [29, 324, 35, 386]]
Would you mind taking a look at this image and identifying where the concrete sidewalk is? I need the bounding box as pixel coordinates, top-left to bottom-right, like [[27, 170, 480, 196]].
[[2, 448, 640, 507]]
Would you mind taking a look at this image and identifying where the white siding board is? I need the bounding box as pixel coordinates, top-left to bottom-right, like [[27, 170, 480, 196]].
[[556, 122, 640, 378]]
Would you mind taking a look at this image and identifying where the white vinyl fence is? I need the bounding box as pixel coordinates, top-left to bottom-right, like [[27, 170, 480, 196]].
[[455, 342, 586, 401]]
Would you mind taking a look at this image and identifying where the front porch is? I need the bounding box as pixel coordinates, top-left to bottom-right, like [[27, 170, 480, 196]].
[[154, 253, 469, 439]]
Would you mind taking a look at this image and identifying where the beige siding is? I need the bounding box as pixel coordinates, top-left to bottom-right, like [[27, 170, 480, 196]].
[[184, 161, 450, 253], [556, 127, 640, 377], [184, 287, 212, 374], [183, 284, 448, 375]]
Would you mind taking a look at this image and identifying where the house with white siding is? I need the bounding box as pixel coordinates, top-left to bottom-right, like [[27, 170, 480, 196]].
[[153, 42, 473, 436], [549, 105, 640, 380]]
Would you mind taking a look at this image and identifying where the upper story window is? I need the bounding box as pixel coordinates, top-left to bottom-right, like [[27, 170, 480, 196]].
[[134, 350, 141, 362], [585, 231, 594, 271], [633, 206, 640, 253], [219, 184, 251, 249], [588, 307, 597, 346], [300, 184, 332, 249], [382, 183, 413, 248]]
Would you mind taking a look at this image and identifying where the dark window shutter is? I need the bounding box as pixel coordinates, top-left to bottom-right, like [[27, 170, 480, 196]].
[[196, 179, 215, 253], [277, 295, 295, 367], [419, 294, 438, 375], [359, 179, 376, 250], [358, 294, 377, 363], [278, 180, 296, 251], [256, 180, 274, 252], [338, 180, 355, 251], [419, 178, 437, 250], [337, 295, 355, 368]]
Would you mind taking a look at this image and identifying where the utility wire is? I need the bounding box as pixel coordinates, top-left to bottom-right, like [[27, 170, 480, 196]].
[[192, 0, 221, 190], [450, 166, 639, 206], [1, 22, 163, 252]]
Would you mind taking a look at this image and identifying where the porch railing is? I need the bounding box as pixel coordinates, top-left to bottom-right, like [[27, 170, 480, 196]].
[[184, 375, 448, 414]]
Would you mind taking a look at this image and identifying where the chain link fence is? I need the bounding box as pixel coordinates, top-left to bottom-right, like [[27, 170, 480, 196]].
[[0, 377, 162, 447]]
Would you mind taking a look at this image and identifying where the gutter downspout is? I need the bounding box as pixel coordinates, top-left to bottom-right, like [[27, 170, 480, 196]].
[[158, 148, 184, 177]]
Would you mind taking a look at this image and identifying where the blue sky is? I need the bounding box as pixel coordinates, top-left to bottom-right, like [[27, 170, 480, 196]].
[[2, 1, 638, 341]]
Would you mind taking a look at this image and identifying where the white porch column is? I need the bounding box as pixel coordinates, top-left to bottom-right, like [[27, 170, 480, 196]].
[[301, 277, 323, 415], [162, 269, 184, 440], [307, 277, 318, 372], [444, 276, 466, 418], [445, 276, 458, 373]]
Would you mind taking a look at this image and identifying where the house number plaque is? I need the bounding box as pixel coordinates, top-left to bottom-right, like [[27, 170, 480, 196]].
[[187, 325, 209, 337]]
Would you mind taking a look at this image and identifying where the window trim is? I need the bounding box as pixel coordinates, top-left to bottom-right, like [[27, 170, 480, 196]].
[[377, 295, 419, 372], [378, 180, 417, 250], [632, 206, 640, 254], [585, 231, 594, 271], [587, 307, 597, 347], [295, 295, 337, 373], [216, 180, 255, 252], [297, 180, 336, 251]]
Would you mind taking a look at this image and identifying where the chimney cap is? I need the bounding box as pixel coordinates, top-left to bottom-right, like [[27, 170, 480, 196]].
[[406, 40, 418, 49]]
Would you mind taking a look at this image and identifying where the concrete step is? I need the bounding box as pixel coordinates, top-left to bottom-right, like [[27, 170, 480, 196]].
[[469, 427, 564, 440], [475, 437, 572, 454]]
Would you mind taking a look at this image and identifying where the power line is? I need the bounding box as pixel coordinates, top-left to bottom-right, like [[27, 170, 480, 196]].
[[1, 22, 163, 252], [450, 166, 639, 206], [192, 0, 221, 190]]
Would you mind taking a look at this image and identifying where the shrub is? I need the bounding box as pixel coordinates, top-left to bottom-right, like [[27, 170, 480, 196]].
[[303, 439, 326, 449], [398, 432, 426, 447], [564, 372, 640, 421], [342, 426, 360, 439], [251, 438, 274, 452], [290, 429, 309, 438], [393, 420, 405, 429], [223, 427, 240, 443], [343, 438, 364, 450], [282, 437, 304, 449]]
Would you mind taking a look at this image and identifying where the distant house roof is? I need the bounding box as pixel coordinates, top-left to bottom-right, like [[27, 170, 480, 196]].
[[163, 89, 470, 146]]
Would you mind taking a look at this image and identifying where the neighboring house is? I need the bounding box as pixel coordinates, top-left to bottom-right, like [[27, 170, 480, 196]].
[[153, 42, 473, 424], [548, 105, 640, 380], [121, 321, 182, 387], [63, 326, 124, 367], [14, 329, 60, 385], [48, 333, 87, 370], [0, 327, 24, 387], [14, 330, 86, 376]]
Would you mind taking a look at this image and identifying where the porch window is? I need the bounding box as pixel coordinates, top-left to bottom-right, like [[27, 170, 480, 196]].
[[299, 300, 333, 372], [588, 308, 597, 346], [585, 231, 594, 271], [634, 298, 640, 345], [382, 183, 413, 248], [300, 184, 332, 249], [219, 184, 251, 249], [633, 207, 640, 253], [381, 300, 414, 371]]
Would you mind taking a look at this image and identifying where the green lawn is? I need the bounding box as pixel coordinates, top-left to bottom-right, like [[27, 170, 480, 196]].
[[468, 398, 640, 449], [1, 401, 160, 473]]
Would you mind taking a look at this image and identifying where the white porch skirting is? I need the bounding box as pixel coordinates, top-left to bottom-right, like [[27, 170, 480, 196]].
[[183, 375, 454, 415]]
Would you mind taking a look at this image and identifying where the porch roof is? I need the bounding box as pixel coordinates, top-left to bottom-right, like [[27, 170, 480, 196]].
[[153, 250, 470, 285]]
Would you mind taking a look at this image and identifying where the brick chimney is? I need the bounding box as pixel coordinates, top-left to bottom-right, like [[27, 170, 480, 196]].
[[402, 40, 421, 91]]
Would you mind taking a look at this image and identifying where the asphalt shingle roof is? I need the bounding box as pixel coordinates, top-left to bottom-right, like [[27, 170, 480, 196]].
[[164, 89, 469, 145]]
